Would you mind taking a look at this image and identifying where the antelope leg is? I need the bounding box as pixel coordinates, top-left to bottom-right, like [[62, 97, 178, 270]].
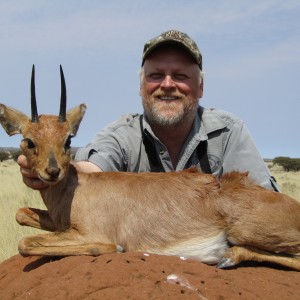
[[18, 232, 120, 257], [16, 207, 55, 231], [217, 246, 300, 271]]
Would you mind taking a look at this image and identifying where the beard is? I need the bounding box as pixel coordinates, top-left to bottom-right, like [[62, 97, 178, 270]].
[[142, 89, 199, 127]]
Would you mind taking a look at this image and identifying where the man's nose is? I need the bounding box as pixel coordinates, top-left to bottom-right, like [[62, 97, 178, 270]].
[[160, 75, 176, 89]]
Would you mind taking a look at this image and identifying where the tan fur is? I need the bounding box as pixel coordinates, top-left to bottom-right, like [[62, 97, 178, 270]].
[[1, 103, 300, 271]]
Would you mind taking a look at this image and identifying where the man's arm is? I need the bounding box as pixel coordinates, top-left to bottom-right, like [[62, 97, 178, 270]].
[[18, 155, 102, 190], [221, 120, 279, 191]]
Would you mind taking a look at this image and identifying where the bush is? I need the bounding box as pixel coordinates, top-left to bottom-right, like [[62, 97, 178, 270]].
[[10, 149, 22, 162], [0, 151, 10, 162], [273, 156, 300, 172]]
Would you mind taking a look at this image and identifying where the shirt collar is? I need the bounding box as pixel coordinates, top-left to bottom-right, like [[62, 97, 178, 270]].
[[141, 105, 228, 140], [196, 106, 228, 139]]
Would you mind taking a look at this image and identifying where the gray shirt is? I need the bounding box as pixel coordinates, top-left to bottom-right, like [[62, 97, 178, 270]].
[[75, 106, 279, 191]]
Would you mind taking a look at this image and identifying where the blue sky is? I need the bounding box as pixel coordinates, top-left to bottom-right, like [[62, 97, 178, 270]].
[[0, 0, 299, 159]]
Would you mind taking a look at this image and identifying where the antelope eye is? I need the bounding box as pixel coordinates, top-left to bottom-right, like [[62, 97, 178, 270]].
[[25, 138, 35, 149], [64, 136, 72, 149]]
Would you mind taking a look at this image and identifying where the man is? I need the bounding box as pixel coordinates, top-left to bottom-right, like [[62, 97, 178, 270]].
[[18, 30, 279, 191]]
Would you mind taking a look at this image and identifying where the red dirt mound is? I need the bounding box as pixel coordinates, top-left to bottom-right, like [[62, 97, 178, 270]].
[[0, 252, 299, 299]]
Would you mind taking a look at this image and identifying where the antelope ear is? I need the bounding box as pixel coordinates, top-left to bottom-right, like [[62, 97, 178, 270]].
[[66, 103, 87, 136], [0, 104, 30, 136]]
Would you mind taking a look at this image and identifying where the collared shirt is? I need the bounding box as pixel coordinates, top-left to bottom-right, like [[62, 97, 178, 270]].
[[75, 106, 279, 191]]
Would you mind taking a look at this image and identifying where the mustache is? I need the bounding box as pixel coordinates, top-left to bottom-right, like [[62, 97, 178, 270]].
[[151, 89, 184, 98]]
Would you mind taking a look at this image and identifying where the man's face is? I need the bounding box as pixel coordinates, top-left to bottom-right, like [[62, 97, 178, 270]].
[[140, 45, 203, 127]]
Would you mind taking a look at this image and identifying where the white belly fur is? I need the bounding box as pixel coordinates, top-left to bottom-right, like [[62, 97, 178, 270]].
[[145, 231, 228, 265]]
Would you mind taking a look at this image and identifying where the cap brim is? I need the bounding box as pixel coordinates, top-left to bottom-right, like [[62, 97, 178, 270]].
[[142, 40, 199, 67]]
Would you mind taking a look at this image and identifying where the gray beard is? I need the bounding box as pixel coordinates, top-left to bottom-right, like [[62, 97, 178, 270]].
[[145, 106, 186, 127]]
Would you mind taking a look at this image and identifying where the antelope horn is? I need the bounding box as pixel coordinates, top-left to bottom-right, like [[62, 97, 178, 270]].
[[31, 64, 39, 123], [58, 65, 66, 122]]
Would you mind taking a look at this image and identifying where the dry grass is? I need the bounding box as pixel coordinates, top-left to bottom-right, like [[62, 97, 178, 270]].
[[267, 162, 300, 202], [0, 161, 299, 263], [0, 160, 45, 262]]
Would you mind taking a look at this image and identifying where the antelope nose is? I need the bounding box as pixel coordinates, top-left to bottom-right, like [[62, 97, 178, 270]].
[[46, 167, 61, 179]]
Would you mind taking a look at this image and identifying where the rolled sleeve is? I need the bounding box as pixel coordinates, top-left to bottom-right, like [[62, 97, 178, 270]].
[[75, 123, 129, 172], [74, 113, 142, 172]]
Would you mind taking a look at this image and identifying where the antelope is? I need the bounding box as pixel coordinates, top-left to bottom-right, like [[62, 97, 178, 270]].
[[0, 66, 300, 271]]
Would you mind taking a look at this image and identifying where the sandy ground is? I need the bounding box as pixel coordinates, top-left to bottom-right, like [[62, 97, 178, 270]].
[[0, 252, 299, 300]]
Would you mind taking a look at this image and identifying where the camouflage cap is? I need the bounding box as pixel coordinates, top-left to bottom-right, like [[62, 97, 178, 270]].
[[142, 30, 202, 69]]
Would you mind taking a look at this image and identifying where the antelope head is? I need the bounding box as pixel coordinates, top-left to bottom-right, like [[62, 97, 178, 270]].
[[0, 65, 86, 184]]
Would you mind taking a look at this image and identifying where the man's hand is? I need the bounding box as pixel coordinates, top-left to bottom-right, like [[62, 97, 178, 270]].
[[72, 160, 103, 173], [18, 155, 102, 190], [17, 155, 49, 190]]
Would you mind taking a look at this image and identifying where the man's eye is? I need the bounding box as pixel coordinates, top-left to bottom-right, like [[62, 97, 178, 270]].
[[173, 74, 188, 81], [148, 73, 164, 80]]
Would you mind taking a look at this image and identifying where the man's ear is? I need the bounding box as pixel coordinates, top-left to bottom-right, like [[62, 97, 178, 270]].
[[198, 80, 204, 99], [0, 104, 30, 136], [66, 103, 87, 136]]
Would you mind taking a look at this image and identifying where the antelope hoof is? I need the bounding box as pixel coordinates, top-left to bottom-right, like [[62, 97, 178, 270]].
[[217, 257, 236, 269], [117, 245, 124, 253]]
